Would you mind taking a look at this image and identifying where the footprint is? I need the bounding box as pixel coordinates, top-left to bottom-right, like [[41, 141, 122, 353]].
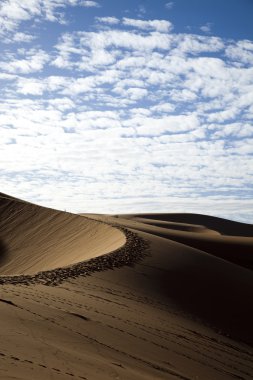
[[70, 313, 90, 321], [0, 298, 17, 307], [112, 362, 124, 368]]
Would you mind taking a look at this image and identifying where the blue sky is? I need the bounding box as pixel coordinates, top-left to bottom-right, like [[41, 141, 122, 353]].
[[0, 0, 253, 222]]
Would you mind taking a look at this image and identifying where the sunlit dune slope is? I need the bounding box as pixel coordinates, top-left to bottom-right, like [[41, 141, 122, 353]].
[[0, 193, 125, 276], [120, 212, 253, 236], [127, 217, 221, 234]]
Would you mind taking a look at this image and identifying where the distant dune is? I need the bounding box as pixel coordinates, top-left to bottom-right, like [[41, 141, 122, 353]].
[[1, 193, 253, 380]]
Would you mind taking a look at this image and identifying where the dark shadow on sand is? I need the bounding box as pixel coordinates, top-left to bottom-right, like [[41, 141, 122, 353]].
[[0, 239, 8, 266]]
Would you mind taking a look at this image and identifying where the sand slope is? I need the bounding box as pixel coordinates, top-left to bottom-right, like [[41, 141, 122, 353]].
[[0, 193, 125, 275], [113, 214, 253, 271], [1, 194, 253, 380], [122, 212, 253, 236]]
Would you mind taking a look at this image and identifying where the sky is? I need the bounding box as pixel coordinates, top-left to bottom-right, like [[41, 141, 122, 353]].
[[0, 0, 253, 222]]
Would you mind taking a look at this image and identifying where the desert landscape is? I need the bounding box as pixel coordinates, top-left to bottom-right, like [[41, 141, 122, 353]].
[[0, 192, 253, 380], [0, 0, 253, 378]]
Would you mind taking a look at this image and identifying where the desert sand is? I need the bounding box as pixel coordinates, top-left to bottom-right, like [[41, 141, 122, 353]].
[[0, 192, 253, 379]]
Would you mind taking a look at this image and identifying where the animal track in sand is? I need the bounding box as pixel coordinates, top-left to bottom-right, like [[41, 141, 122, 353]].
[[0, 350, 87, 379]]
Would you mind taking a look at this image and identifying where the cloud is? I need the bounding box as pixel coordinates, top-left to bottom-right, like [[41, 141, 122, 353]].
[[80, 1, 99, 7], [211, 123, 253, 139], [0, 15, 253, 221], [172, 34, 224, 56], [225, 40, 253, 65], [3, 32, 36, 43], [0, 49, 49, 74], [169, 89, 197, 102], [96, 17, 120, 25], [123, 114, 200, 136], [200, 23, 212, 33], [0, 0, 100, 37], [122, 18, 172, 33], [52, 29, 173, 72], [151, 103, 175, 113], [165, 2, 174, 10], [0, 73, 17, 81], [16, 78, 46, 95], [96, 17, 172, 33]]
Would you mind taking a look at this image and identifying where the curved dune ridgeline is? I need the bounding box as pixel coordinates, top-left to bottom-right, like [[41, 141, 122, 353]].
[[123, 212, 253, 236], [1, 194, 253, 380], [0, 193, 126, 276], [116, 213, 253, 270]]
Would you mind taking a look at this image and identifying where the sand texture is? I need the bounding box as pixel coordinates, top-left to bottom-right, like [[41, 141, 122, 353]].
[[1, 193, 253, 380]]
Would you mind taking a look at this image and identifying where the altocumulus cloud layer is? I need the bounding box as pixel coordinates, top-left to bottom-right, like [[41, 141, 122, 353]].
[[0, 1, 253, 222]]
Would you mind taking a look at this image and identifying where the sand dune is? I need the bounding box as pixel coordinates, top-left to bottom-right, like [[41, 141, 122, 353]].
[[0, 193, 125, 276], [111, 214, 253, 271], [122, 212, 253, 236], [124, 217, 221, 234], [1, 193, 253, 379]]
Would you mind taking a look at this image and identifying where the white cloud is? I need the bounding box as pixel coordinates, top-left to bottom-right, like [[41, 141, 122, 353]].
[[122, 87, 148, 101], [41, 0, 100, 22], [16, 78, 46, 95], [169, 89, 197, 102], [96, 16, 120, 25], [52, 30, 173, 73], [4, 31, 35, 43], [211, 123, 253, 139], [173, 34, 224, 56], [0, 0, 100, 37], [0, 73, 17, 80], [47, 97, 75, 111], [123, 114, 200, 136], [1, 16, 253, 222], [96, 17, 172, 33], [15, 75, 68, 95], [0, 0, 40, 25], [0, 49, 49, 74], [129, 108, 151, 117], [225, 40, 253, 65], [62, 77, 98, 95], [200, 22, 212, 33], [80, 1, 99, 7], [151, 103, 175, 113], [207, 108, 239, 123], [51, 29, 174, 74], [81, 29, 172, 50], [165, 2, 174, 10], [122, 18, 172, 33]]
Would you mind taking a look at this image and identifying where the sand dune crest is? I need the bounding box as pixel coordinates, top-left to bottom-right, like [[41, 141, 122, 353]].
[[0, 194, 126, 276]]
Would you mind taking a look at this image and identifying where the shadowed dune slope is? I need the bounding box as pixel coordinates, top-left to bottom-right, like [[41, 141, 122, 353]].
[[0, 194, 125, 276], [84, 213, 253, 345], [109, 213, 253, 271], [133, 231, 253, 345]]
